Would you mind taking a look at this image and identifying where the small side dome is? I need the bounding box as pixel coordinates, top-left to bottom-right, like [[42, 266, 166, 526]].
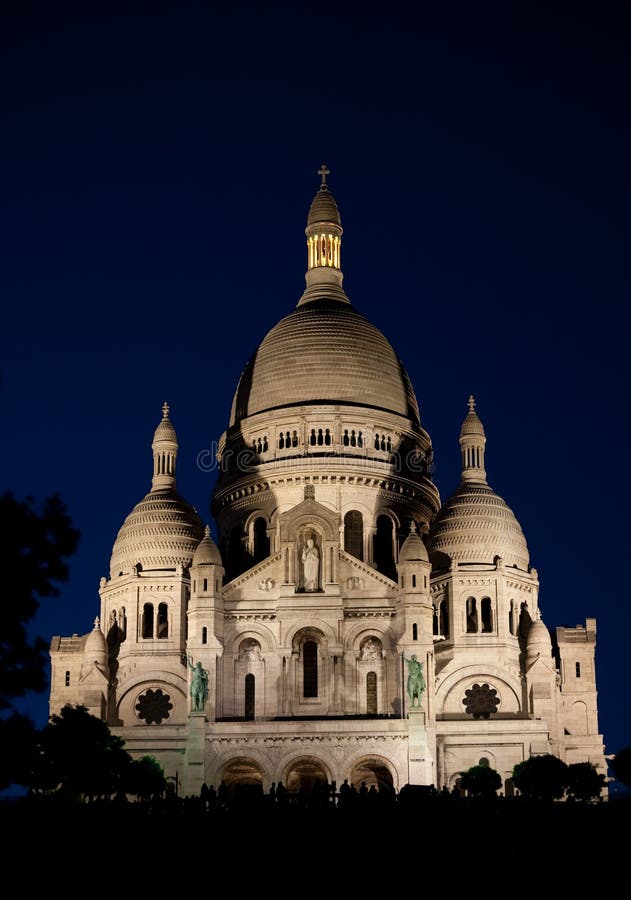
[[192, 524, 223, 566], [84, 617, 107, 665], [399, 522, 429, 563], [527, 613, 552, 659]]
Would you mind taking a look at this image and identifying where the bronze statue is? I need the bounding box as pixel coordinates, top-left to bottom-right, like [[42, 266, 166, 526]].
[[405, 654, 425, 708], [188, 657, 209, 712]]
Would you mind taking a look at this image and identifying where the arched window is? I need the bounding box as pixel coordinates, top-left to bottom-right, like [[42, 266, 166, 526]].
[[142, 603, 154, 639], [228, 524, 243, 579], [374, 515, 396, 581], [317, 428, 324, 445], [278, 433, 285, 449], [412, 574, 417, 587], [310, 429, 316, 446], [202, 626, 208, 645], [203, 577, 208, 592], [344, 510, 364, 561], [412, 623, 418, 641], [374, 433, 380, 450], [325, 428, 331, 446], [157, 602, 168, 639], [366, 671, 377, 715], [245, 673, 255, 720], [253, 516, 270, 563], [343, 429, 350, 446], [466, 597, 478, 633], [358, 431, 363, 448], [303, 640, 318, 698], [292, 431, 298, 447], [575, 662, 581, 678], [508, 601, 515, 635], [65, 670, 70, 687], [439, 600, 449, 638], [481, 597, 493, 633]]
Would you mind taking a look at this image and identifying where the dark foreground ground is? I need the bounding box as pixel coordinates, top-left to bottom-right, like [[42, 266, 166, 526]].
[[3, 791, 628, 887]]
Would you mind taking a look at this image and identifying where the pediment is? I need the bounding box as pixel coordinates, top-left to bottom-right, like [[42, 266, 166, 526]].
[[338, 549, 398, 595], [279, 496, 339, 542], [224, 551, 282, 599]]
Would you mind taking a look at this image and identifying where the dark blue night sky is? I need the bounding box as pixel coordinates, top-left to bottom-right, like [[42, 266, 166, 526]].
[[3, 3, 630, 768]]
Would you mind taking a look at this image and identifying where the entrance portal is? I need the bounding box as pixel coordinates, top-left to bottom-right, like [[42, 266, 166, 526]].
[[350, 757, 394, 791], [284, 757, 329, 794]]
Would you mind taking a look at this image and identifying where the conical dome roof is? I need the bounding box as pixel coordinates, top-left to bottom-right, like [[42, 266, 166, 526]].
[[192, 525, 223, 566], [399, 522, 429, 563], [307, 187, 341, 226], [527, 615, 552, 653]]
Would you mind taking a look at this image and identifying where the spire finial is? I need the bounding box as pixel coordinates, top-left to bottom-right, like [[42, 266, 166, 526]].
[[468, 394, 476, 412], [204, 524, 211, 538], [162, 401, 170, 419], [317, 163, 330, 190], [94, 616, 100, 630], [409, 520, 417, 534]]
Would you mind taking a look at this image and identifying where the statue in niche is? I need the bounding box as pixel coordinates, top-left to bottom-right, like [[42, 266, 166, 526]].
[[188, 657, 209, 712], [239, 639, 262, 662], [405, 655, 425, 708], [301, 535, 320, 592], [361, 637, 383, 661]]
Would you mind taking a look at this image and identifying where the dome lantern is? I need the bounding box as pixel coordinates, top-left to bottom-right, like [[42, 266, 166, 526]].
[[459, 395, 487, 484], [152, 402, 178, 491], [298, 164, 349, 307]]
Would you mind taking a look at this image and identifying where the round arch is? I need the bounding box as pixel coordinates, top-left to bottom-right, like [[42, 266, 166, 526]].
[[284, 618, 337, 649], [226, 621, 277, 654], [344, 621, 397, 654], [220, 757, 265, 798], [281, 756, 332, 794], [349, 755, 397, 791], [435, 663, 522, 714]]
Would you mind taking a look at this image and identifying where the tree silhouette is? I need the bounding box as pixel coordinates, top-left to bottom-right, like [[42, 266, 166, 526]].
[[610, 747, 631, 790], [566, 762, 606, 802], [122, 755, 166, 801], [512, 754, 569, 801], [0, 492, 79, 790], [29, 704, 130, 801], [460, 764, 502, 799]]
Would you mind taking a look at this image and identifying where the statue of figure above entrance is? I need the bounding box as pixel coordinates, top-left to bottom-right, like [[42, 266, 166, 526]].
[[296, 529, 322, 592]]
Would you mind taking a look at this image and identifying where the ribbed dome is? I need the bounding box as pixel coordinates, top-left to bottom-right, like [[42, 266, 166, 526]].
[[230, 299, 420, 425], [192, 525, 222, 566], [460, 409, 486, 438], [429, 483, 530, 570], [110, 490, 204, 577], [153, 416, 177, 443], [307, 187, 341, 226]]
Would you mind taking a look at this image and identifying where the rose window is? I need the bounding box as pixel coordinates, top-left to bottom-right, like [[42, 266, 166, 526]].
[[462, 683, 500, 719], [136, 688, 173, 724]]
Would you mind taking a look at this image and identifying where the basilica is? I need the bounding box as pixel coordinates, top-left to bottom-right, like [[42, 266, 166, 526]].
[[49, 170, 606, 796]]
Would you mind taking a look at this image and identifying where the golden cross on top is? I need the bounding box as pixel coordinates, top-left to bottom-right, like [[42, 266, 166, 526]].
[[162, 401, 170, 418], [468, 395, 476, 412], [317, 163, 330, 187]]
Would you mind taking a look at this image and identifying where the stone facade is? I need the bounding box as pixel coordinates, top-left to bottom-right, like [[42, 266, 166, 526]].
[[50, 172, 606, 796]]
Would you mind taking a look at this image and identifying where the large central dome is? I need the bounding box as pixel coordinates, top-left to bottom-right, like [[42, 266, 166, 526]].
[[230, 172, 420, 428], [230, 298, 420, 426]]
